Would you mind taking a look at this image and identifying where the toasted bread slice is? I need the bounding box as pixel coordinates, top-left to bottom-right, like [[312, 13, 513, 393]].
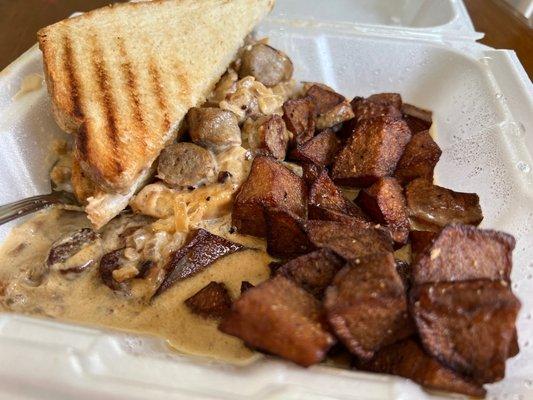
[[71, 146, 155, 228], [39, 0, 274, 224]]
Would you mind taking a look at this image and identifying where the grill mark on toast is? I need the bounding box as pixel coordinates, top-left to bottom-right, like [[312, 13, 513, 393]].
[[76, 123, 89, 166], [63, 36, 83, 119], [91, 36, 123, 175], [149, 60, 171, 132], [174, 62, 191, 103], [117, 37, 146, 141]]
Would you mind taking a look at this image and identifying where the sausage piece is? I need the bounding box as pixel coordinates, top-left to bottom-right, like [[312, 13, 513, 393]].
[[239, 43, 293, 87], [157, 142, 217, 188], [187, 107, 241, 153]]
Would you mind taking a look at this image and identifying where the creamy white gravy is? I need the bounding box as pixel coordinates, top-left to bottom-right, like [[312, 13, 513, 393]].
[[0, 208, 271, 363]]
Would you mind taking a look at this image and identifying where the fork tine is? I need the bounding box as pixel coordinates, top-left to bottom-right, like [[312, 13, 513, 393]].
[[0, 191, 78, 226]]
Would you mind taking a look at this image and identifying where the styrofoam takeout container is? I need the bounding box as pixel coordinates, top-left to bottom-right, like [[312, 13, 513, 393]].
[[0, 0, 532, 399]]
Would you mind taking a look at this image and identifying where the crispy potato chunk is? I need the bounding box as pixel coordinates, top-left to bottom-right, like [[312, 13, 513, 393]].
[[290, 129, 341, 166], [276, 249, 344, 298], [282, 97, 316, 145], [332, 117, 411, 187], [308, 208, 366, 225], [339, 94, 403, 140], [306, 220, 393, 262], [185, 281, 232, 319], [367, 93, 403, 109], [325, 253, 413, 360], [219, 275, 336, 367], [357, 339, 486, 398], [409, 230, 438, 259], [232, 156, 307, 237], [352, 95, 402, 123], [245, 114, 289, 160], [412, 224, 515, 285], [301, 162, 323, 186], [394, 131, 441, 185], [316, 100, 355, 130], [154, 229, 244, 297], [306, 84, 345, 114], [356, 177, 409, 245], [266, 209, 312, 259], [308, 170, 368, 224], [509, 330, 520, 358], [402, 103, 433, 134], [405, 178, 483, 229], [411, 280, 520, 383]]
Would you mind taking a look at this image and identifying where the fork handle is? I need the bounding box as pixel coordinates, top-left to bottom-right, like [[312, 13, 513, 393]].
[[0, 194, 62, 226]]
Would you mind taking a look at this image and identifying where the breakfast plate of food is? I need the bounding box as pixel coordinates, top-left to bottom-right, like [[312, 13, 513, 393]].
[[0, 0, 532, 399]]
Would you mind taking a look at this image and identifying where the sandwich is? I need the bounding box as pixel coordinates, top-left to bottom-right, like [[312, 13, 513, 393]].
[[38, 0, 274, 227]]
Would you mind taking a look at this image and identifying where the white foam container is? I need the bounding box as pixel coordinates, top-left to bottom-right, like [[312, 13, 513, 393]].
[[0, 1, 532, 399]]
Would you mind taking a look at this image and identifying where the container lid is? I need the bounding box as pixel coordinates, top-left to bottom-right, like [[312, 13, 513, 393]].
[[269, 0, 483, 40]]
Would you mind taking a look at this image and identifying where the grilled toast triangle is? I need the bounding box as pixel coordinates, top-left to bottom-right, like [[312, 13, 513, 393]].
[[39, 0, 274, 227], [39, 0, 273, 195]]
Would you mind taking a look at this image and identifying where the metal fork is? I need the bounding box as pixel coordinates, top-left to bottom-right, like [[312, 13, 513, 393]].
[[0, 191, 79, 226]]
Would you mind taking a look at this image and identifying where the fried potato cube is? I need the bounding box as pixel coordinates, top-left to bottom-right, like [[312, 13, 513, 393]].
[[409, 230, 438, 259], [405, 178, 483, 230], [509, 330, 520, 358], [316, 100, 355, 130], [306, 220, 393, 262], [325, 253, 414, 360], [301, 162, 324, 186], [356, 177, 409, 245], [332, 117, 412, 187], [232, 156, 307, 237], [266, 209, 312, 259], [308, 170, 368, 224], [411, 280, 520, 383], [367, 93, 403, 109], [352, 96, 402, 123], [308, 207, 369, 226], [339, 95, 403, 140], [306, 84, 345, 114], [276, 248, 344, 298], [357, 339, 486, 398], [290, 129, 341, 167], [154, 229, 244, 297], [219, 275, 336, 367], [402, 103, 433, 134], [245, 114, 289, 160], [394, 131, 441, 185], [185, 281, 232, 319], [282, 97, 316, 145], [412, 224, 515, 285]]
